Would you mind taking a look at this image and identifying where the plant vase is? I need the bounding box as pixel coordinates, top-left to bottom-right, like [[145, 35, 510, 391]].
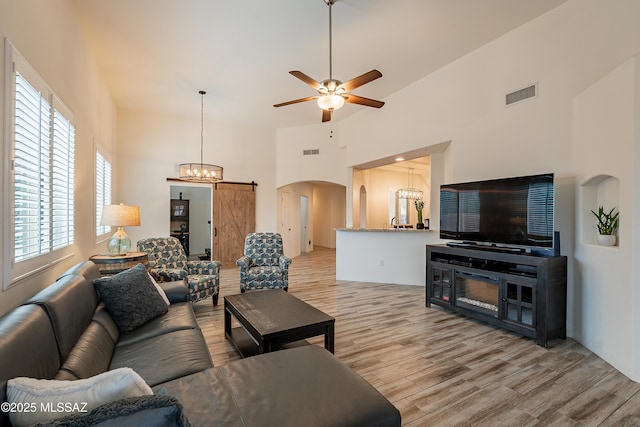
[[591, 206, 619, 247], [416, 211, 424, 229], [415, 199, 425, 230], [596, 234, 616, 247]]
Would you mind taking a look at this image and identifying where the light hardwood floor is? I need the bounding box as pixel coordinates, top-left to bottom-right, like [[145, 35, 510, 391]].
[[193, 247, 640, 426]]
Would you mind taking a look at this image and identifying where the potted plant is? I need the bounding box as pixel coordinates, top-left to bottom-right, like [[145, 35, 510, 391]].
[[591, 206, 619, 246], [414, 199, 425, 229]]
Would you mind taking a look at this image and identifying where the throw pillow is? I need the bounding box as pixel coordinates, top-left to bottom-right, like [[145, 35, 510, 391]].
[[93, 263, 168, 334], [7, 367, 153, 427], [148, 272, 171, 306], [31, 395, 190, 427]]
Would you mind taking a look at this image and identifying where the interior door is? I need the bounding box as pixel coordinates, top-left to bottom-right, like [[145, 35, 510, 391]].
[[212, 182, 256, 266], [280, 191, 293, 255]]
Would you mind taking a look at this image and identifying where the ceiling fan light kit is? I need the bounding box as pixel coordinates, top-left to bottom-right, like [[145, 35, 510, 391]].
[[317, 93, 345, 110], [274, 0, 385, 122]]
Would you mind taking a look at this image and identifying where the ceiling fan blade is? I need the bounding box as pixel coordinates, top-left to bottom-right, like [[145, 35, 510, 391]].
[[273, 96, 318, 108], [322, 109, 332, 122], [289, 71, 323, 91], [338, 70, 382, 92], [344, 94, 385, 108]]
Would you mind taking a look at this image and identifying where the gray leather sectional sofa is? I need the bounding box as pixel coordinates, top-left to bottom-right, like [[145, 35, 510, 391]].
[[0, 261, 401, 426]]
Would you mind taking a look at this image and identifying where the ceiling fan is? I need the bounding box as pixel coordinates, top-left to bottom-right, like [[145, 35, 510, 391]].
[[273, 0, 385, 123]]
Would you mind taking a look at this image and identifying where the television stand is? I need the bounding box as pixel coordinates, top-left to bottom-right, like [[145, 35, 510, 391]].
[[426, 244, 567, 347]]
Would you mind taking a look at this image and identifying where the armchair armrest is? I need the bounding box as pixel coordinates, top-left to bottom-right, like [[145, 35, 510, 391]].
[[236, 255, 252, 271], [158, 280, 189, 304], [187, 260, 221, 275], [150, 268, 187, 283], [279, 256, 292, 271]]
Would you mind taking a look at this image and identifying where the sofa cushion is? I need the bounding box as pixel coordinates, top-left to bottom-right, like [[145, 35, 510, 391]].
[[157, 280, 189, 304], [92, 303, 120, 343], [111, 329, 213, 387], [221, 346, 400, 427], [154, 368, 245, 427], [26, 274, 99, 360], [54, 321, 116, 381], [57, 260, 101, 283], [93, 263, 168, 334], [155, 346, 401, 427], [32, 395, 190, 427], [117, 302, 199, 347], [0, 305, 60, 426], [7, 367, 153, 427]]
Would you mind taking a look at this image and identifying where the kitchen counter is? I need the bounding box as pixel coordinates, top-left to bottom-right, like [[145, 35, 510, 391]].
[[336, 227, 432, 232], [336, 228, 443, 286]]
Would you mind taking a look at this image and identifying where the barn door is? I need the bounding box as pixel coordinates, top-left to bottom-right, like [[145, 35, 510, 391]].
[[212, 182, 256, 266]]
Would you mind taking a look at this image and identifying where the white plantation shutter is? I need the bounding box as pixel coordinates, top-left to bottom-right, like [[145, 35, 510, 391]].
[[13, 72, 52, 262], [51, 104, 75, 250], [4, 40, 75, 287], [96, 151, 112, 236]]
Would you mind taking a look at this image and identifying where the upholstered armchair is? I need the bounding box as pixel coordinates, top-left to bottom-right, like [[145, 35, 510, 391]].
[[137, 237, 221, 305], [236, 232, 292, 292]]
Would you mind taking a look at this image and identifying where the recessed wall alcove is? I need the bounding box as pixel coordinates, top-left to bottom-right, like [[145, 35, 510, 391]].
[[579, 174, 620, 247]]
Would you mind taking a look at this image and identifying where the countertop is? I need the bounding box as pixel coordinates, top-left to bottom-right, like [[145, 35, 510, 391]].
[[336, 227, 434, 232]]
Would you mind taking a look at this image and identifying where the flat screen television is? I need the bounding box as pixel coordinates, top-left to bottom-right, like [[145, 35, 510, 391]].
[[440, 173, 554, 249]]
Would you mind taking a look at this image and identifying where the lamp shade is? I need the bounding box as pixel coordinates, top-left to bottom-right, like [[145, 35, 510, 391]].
[[100, 204, 140, 227], [179, 163, 223, 181]]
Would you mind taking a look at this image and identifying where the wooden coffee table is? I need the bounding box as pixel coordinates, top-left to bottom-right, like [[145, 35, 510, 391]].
[[224, 290, 335, 357]]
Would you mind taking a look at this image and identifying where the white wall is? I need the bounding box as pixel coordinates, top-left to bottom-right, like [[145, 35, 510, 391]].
[[0, 0, 117, 315], [313, 184, 346, 248], [116, 109, 277, 247], [341, 0, 640, 176], [276, 123, 347, 188], [572, 57, 639, 380]]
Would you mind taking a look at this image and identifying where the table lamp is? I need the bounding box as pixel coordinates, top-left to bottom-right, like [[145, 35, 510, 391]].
[[100, 203, 141, 255]]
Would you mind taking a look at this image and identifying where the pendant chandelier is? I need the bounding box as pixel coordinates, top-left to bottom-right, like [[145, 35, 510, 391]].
[[397, 168, 423, 200], [179, 90, 223, 182]]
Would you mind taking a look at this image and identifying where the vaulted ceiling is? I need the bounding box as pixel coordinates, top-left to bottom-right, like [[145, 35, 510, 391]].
[[72, 0, 567, 128]]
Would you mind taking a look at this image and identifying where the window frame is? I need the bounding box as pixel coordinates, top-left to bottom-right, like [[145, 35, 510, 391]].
[[2, 39, 75, 290], [95, 148, 113, 240]]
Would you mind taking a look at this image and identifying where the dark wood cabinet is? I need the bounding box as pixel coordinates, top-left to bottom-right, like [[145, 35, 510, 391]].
[[426, 244, 567, 347]]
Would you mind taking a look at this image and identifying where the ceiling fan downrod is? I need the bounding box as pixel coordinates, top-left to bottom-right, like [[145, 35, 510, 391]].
[[325, 0, 334, 80]]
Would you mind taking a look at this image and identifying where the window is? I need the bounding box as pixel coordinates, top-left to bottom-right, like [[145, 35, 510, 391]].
[[96, 151, 112, 237], [3, 40, 75, 288]]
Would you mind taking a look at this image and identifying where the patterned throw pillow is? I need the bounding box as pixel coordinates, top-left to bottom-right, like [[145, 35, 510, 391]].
[[93, 263, 168, 334]]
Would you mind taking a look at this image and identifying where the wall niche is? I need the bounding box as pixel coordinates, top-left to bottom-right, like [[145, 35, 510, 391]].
[[579, 174, 620, 247]]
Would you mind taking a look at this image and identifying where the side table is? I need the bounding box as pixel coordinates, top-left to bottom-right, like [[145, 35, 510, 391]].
[[89, 252, 149, 276]]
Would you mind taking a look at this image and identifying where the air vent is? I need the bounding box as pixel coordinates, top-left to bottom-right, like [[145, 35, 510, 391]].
[[303, 149, 320, 155], [505, 84, 537, 106]]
